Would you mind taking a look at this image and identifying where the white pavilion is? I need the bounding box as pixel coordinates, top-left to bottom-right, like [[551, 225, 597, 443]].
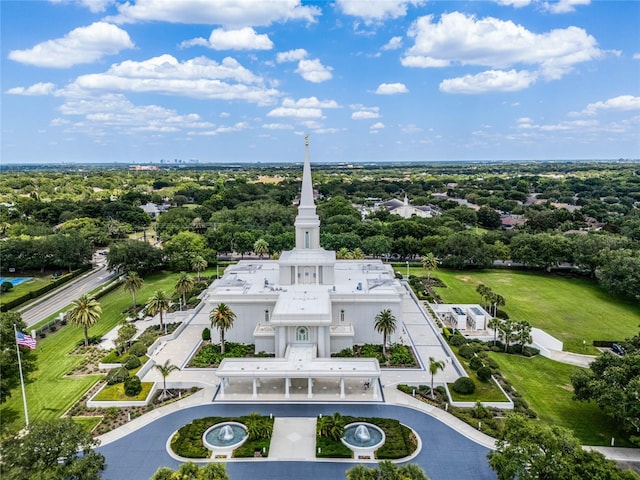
[[206, 137, 406, 399]]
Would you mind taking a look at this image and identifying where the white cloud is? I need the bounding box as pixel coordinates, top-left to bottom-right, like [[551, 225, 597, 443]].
[[267, 96, 339, 118], [276, 48, 308, 63], [267, 107, 323, 118], [295, 58, 333, 83], [516, 118, 598, 131], [351, 105, 381, 119], [111, 0, 320, 26], [8, 22, 134, 68], [494, 0, 531, 7], [262, 123, 294, 130], [440, 69, 537, 94], [375, 82, 409, 95], [68, 54, 279, 105], [543, 0, 590, 14], [381, 36, 403, 51], [633, 53, 640, 60], [402, 12, 602, 84], [370, 122, 385, 132], [56, 93, 214, 134], [275, 49, 332, 83], [6, 82, 56, 96], [578, 95, 640, 116], [336, 0, 426, 23], [181, 27, 273, 50], [49, 0, 115, 13]]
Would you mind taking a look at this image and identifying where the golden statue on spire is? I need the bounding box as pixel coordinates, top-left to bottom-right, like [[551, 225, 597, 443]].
[[305, 134, 309, 147]]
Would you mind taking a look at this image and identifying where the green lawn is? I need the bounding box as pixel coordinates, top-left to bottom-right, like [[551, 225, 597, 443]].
[[1, 270, 189, 433], [430, 269, 640, 353], [488, 353, 630, 446], [0, 274, 54, 305], [93, 382, 154, 401]]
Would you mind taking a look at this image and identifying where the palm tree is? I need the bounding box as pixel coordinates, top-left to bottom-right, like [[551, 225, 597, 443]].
[[67, 294, 102, 347], [493, 294, 506, 317], [123, 271, 144, 310], [154, 359, 178, 400], [476, 284, 491, 310], [210, 303, 236, 354], [190, 255, 207, 281], [253, 238, 269, 259], [428, 356, 445, 400], [147, 290, 171, 334], [352, 247, 365, 260], [487, 317, 501, 346], [175, 272, 194, 310], [374, 309, 397, 357], [421, 252, 438, 281], [516, 320, 532, 352], [499, 318, 517, 352]]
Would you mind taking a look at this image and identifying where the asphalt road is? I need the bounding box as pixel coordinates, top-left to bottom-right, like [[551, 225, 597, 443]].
[[97, 403, 497, 480], [18, 257, 118, 328]]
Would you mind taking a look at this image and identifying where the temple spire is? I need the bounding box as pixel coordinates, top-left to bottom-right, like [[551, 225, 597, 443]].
[[300, 135, 315, 210], [294, 135, 320, 249]]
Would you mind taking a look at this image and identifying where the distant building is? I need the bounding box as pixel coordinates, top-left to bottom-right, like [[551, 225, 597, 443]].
[[380, 195, 440, 219], [140, 202, 171, 218], [500, 214, 526, 230]]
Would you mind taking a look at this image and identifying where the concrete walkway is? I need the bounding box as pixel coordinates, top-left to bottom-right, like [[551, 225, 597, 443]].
[[549, 349, 597, 368], [269, 418, 316, 460]]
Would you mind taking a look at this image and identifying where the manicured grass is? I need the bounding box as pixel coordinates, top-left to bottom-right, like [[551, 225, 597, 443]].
[[488, 353, 630, 446], [93, 382, 154, 401], [72, 415, 103, 432], [1, 271, 190, 433], [0, 274, 53, 304], [430, 269, 640, 353], [448, 377, 508, 403]]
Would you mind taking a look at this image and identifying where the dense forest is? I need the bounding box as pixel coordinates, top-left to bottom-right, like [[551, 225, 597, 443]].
[[1, 161, 638, 303]]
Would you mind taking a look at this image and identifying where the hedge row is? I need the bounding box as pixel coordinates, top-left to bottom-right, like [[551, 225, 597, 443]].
[[0, 265, 91, 312]]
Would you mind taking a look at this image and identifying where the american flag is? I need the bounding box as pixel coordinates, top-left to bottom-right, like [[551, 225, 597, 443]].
[[16, 331, 36, 350]]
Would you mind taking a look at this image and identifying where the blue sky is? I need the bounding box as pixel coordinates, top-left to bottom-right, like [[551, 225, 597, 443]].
[[2, 0, 639, 164]]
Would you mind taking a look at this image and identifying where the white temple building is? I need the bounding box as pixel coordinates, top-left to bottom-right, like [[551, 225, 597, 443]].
[[205, 137, 406, 399]]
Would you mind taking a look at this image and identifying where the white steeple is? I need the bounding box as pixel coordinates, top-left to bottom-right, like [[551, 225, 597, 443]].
[[294, 135, 320, 249]]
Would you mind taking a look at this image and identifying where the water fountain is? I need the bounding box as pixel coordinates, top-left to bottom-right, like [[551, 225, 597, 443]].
[[341, 422, 385, 459], [202, 422, 248, 458]]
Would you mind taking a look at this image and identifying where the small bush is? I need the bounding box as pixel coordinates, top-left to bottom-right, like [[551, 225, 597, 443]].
[[477, 366, 492, 382], [469, 356, 484, 371], [106, 366, 129, 385], [202, 327, 211, 341], [124, 376, 142, 396], [452, 377, 476, 395], [522, 346, 540, 357], [1, 281, 14, 292], [449, 335, 467, 347], [490, 345, 502, 353], [128, 342, 147, 357], [486, 357, 500, 369], [458, 345, 475, 359], [124, 355, 141, 370]]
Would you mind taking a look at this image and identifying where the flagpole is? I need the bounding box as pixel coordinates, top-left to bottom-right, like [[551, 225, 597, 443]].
[[13, 324, 30, 427]]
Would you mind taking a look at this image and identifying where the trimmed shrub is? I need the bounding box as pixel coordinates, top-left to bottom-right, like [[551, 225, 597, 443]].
[[477, 366, 492, 382], [128, 341, 147, 357], [106, 366, 129, 385], [124, 355, 141, 370], [452, 377, 476, 395], [1, 281, 13, 292], [469, 356, 484, 371], [449, 335, 467, 347], [124, 376, 142, 396], [202, 327, 211, 341], [458, 345, 475, 359], [522, 346, 540, 357]]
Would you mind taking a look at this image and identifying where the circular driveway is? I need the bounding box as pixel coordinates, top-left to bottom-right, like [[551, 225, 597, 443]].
[[97, 403, 497, 480]]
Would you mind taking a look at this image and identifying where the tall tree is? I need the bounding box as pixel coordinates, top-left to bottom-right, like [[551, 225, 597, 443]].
[[174, 272, 195, 309], [67, 294, 101, 347], [123, 271, 143, 310], [498, 319, 517, 353], [488, 414, 639, 480], [0, 418, 105, 480], [0, 312, 37, 404], [210, 303, 236, 355], [346, 460, 429, 480], [487, 317, 501, 346], [428, 356, 445, 400], [154, 359, 178, 401], [421, 252, 438, 281], [374, 309, 397, 357], [146, 290, 171, 334], [191, 255, 208, 280]]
